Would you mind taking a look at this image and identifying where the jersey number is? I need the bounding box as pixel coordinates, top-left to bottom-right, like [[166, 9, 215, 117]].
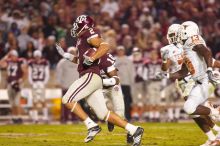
[[8, 65, 18, 77], [32, 67, 44, 80], [107, 54, 116, 64], [89, 28, 95, 35]]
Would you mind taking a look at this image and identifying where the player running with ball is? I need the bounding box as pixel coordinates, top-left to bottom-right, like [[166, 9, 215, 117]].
[[56, 15, 144, 146]]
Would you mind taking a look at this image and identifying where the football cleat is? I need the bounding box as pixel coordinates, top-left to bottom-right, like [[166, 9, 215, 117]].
[[107, 122, 114, 132], [84, 125, 101, 143], [127, 133, 133, 144], [132, 127, 144, 146]]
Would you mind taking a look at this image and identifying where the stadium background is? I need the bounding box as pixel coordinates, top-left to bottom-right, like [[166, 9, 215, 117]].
[[0, 0, 220, 122]]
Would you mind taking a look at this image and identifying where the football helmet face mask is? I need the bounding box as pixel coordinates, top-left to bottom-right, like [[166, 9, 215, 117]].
[[179, 21, 200, 41], [167, 24, 181, 44], [71, 15, 95, 37]]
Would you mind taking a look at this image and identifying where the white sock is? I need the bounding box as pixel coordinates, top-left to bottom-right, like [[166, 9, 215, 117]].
[[125, 123, 138, 135], [174, 108, 180, 119], [206, 130, 216, 141], [213, 125, 220, 132], [83, 117, 97, 129], [168, 108, 174, 120], [42, 107, 48, 120]]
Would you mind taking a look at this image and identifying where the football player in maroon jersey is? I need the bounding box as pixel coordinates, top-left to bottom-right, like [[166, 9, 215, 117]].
[[0, 50, 27, 124], [28, 50, 50, 123], [56, 15, 144, 146]]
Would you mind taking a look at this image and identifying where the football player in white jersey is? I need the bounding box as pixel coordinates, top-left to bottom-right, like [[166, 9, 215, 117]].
[[159, 22, 220, 146], [160, 24, 183, 122]]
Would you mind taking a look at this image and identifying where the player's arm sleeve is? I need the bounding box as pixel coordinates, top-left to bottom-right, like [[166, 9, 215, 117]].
[[43, 65, 50, 85], [106, 69, 120, 85], [193, 44, 213, 68], [169, 63, 189, 80], [28, 66, 34, 85], [87, 36, 110, 61]]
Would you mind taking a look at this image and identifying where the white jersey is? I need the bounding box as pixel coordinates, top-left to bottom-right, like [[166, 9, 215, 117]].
[[182, 35, 207, 81], [160, 44, 184, 73]]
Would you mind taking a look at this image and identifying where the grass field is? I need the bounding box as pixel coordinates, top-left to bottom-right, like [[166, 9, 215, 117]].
[[0, 122, 208, 146]]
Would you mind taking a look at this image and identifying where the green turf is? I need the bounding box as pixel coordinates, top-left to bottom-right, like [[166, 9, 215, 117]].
[[0, 123, 207, 146]]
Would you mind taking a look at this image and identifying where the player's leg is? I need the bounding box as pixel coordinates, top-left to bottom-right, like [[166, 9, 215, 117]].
[[8, 86, 21, 123], [131, 82, 144, 121], [183, 80, 219, 116], [111, 85, 125, 118], [62, 73, 102, 142], [86, 89, 144, 146], [40, 87, 49, 123]]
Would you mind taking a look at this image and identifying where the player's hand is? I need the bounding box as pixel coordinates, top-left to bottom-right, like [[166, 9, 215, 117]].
[[207, 67, 218, 86], [155, 72, 169, 80], [83, 55, 94, 66], [56, 43, 65, 56]]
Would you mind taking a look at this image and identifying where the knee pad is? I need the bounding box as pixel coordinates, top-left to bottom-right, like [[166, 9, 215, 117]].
[[183, 99, 197, 114]]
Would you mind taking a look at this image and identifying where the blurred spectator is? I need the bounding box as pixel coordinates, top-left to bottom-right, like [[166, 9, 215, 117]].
[[101, 0, 119, 18], [129, 47, 145, 121], [17, 27, 32, 54], [21, 41, 35, 59], [56, 47, 78, 123], [115, 46, 134, 121], [28, 50, 50, 123], [143, 50, 162, 122], [0, 50, 27, 124], [42, 15, 57, 38], [42, 35, 60, 68]]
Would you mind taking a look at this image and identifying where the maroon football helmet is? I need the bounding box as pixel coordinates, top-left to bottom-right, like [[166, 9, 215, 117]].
[[71, 15, 95, 37]]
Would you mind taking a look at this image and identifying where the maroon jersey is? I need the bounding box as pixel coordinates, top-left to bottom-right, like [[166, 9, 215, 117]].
[[99, 53, 116, 75], [6, 58, 25, 83], [28, 58, 49, 82], [133, 59, 144, 82], [76, 28, 101, 76], [143, 59, 162, 80]]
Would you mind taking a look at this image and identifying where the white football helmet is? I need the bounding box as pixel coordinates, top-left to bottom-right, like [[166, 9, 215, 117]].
[[167, 24, 181, 44], [179, 21, 200, 41]]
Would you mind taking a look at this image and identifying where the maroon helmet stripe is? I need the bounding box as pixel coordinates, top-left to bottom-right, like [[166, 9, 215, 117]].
[[67, 73, 93, 103]]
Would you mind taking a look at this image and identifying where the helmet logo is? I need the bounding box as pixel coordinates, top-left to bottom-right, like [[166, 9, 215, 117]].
[[76, 15, 87, 23]]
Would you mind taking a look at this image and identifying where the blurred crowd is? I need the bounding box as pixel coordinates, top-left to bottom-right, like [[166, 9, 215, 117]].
[[0, 0, 220, 63], [0, 0, 220, 122]]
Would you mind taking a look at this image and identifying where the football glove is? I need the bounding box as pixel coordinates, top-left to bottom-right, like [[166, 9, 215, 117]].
[[55, 43, 65, 56], [207, 67, 218, 86], [56, 43, 75, 61], [155, 72, 169, 80], [83, 55, 94, 66]]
